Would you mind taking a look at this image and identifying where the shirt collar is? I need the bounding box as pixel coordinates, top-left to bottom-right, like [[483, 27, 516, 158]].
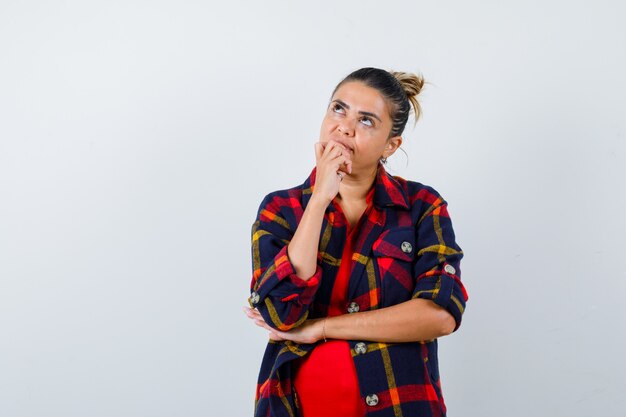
[[301, 162, 410, 210]]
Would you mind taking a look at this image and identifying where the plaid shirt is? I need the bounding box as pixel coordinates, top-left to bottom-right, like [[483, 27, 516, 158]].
[[248, 163, 468, 417]]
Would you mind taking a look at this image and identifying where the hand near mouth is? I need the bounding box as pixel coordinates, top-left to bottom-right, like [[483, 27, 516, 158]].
[[312, 140, 353, 204]]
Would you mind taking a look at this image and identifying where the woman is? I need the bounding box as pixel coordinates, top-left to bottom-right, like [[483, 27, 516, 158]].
[[244, 67, 468, 417]]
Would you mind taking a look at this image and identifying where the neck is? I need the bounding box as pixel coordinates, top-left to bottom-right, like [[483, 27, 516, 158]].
[[336, 165, 378, 202]]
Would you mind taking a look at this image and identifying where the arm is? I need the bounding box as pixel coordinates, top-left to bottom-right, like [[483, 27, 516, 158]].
[[336, 195, 467, 342], [410, 197, 468, 332], [247, 190, 467, 344], [284, 196, 327, 279], [246, 297, 454, 343], [248, 193, 324, 332], [325, 298, 455, 342], [249, 141, 352, 331], [288, 140, 352, 278]]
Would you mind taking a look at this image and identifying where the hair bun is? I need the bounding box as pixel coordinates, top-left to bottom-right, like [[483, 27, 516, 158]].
[[391, 71, 425, 121]]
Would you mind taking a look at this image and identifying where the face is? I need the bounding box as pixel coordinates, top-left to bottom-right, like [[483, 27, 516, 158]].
[[319, 81, 402, 172]]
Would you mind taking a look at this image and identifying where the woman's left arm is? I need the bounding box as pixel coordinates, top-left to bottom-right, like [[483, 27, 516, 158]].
[[244, 188, 468, 344], [245, 297, 454, 344], [326, 298, 455, 342]]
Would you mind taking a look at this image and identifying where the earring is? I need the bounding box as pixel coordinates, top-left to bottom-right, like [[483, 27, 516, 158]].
[[381, 156, 388, 164]]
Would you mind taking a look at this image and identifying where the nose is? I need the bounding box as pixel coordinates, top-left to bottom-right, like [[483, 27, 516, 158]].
[[337, 121, 355, 136]]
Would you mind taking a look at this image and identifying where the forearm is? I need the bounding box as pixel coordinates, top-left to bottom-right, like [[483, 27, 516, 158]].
[[286, 196, 329, 279], [325, 298, 456, 343]]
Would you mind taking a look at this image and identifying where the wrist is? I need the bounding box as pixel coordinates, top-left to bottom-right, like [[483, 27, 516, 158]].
[[308, 194, 331, 211], [321, 318, 328, 342]]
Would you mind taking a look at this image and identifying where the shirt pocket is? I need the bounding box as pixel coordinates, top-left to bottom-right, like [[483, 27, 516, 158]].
[[371, 227, 416, 307]]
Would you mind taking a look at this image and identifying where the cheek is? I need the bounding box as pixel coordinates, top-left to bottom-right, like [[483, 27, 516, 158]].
[[319, 117, 331, 131], [320, 119, 338, 138], [358, 131, 388, 151]]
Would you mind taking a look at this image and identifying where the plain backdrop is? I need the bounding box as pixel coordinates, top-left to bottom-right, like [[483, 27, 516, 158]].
[[1, 1, 625, 416]]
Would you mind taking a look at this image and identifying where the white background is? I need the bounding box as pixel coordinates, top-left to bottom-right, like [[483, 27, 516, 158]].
[[1, 1, 625, 416]]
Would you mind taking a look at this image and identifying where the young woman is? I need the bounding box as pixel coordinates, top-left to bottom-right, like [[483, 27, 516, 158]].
[[244, 67, 468, 417]]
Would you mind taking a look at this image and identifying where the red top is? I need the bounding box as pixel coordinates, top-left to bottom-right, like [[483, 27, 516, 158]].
[[291, 188, 375, 417]]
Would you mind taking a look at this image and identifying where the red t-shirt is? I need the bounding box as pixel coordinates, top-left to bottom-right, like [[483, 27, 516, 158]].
[[292, 189, 374, 417]]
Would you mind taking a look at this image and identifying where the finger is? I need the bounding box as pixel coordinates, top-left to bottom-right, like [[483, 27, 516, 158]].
[[328, 148, 352, 163], [254, 319, 273, 331], [326, 139, 346, 149], [344, 158, 353, 174], [324, 144, 345, 162], [314, 142, 324, 162], [320, 141, 337, 159], [245, 308, 268, 327], [322, 140, 346, 159], [247, 311, 262, 322], [243, 306, 254, 318], [243, 306, 260, 319], [329, 153, 352, 171], [269, 332, 285, 341], [250, 310, 265, 322]]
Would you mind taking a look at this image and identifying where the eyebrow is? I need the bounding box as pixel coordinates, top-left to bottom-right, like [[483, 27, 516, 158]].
[[332, 99, 382, 123]]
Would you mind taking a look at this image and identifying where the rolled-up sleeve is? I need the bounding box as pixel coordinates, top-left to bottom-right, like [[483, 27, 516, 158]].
[[412, 197, 468, 332], [248, 194, 322, 331]]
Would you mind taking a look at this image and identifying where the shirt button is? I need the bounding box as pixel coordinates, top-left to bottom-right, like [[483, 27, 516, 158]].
[[365, 394, 379, 406], [250, 291, 260, 305], [347, 301, 360, 313], [444, 264, 456, 275], [401, 241, 412, 254], [355, 342, 367, 355]]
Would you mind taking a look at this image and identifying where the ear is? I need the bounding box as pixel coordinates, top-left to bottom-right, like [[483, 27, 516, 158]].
[[383, 135, 403, 158]]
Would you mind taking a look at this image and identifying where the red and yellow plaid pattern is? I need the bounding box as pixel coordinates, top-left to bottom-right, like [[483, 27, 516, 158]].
[[249, 163, 468, 417]]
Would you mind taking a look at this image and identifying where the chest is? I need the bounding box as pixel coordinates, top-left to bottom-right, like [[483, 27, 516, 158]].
[[315, 205, 416, 313], [336, 199, 368, 229]]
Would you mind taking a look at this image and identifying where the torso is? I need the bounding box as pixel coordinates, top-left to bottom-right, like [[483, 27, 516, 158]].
[[291, 220, 365, 417]]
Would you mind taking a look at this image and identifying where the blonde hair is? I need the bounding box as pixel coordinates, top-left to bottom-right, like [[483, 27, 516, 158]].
[[390, 71, 425, 124]]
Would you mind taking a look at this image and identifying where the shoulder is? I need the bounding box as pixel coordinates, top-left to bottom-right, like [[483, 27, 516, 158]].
[[391, 174, 448, 208], [256, 183, 305, 214], [253, 182, 307, 237]]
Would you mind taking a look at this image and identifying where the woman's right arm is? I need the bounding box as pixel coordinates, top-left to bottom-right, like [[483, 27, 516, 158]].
[[285, 196, 327, 279], [287, 140, 352, 278], [248, 141, 350, 331]]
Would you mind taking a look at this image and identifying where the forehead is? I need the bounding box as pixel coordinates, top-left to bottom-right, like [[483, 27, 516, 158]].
[[331, 81, 391, 120]]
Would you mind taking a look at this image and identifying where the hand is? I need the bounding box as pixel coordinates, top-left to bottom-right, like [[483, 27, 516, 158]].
[[243, 306, 324, 344], [311, 140, 352, 204]]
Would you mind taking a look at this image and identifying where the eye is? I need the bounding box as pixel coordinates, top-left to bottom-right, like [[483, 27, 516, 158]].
[[360, 117, 373, 127], [331, 103, 345, 114]]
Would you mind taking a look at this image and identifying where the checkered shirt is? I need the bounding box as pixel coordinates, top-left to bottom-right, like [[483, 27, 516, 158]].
[[249, 163, 468, 417]]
